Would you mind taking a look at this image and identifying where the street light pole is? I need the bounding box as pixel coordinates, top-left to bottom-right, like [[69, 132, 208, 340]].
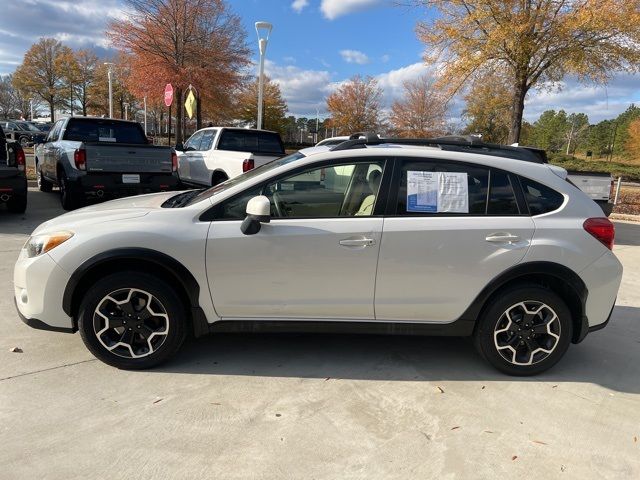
[[143, 96, 147, 135], [124, 102, 129, 121], [255, 21, 272, 131], [104, 62, 114, 118], [29, 99, 34, 121]]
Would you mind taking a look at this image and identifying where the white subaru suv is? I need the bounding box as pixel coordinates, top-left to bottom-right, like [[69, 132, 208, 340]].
[[14, 135, 622, 375]]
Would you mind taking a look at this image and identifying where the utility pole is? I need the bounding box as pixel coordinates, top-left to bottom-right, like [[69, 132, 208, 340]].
[[255, 22, 273, 130], [104, 63, 114, 118], [143, 96, 147, 135]]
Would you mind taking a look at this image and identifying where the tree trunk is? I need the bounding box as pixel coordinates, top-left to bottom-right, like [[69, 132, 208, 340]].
[[508, 76, 528, 144], [49, 97, 55, 122], [175, 87, 183, 145]]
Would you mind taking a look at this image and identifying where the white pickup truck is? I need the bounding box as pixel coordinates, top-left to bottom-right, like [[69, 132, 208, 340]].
[[176, 127, 285, 186]]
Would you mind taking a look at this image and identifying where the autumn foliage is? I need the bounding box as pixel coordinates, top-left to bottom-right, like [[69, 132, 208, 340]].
[[109, 0, 250, 142], [389, 75, 447, 137], [326, 75, 384, 134], [235, 76, 288, 134]]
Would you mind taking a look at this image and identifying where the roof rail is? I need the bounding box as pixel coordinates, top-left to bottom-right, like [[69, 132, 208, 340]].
[[330, 133, 544, 163]]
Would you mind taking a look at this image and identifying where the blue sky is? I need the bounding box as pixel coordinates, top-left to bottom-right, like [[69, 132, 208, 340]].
[[0, 0, 638, 124]]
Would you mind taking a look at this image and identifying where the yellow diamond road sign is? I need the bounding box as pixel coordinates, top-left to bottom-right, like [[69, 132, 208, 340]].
[[185, 90, 196, 119]]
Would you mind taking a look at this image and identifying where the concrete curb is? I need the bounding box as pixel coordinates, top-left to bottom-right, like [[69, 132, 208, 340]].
[[611, 213, 640, 223]]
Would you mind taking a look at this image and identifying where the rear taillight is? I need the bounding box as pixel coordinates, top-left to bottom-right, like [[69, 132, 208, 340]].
[[16, 148, 25, 172], [74, 148, 86, 170], [171, 151, 178, 172], [242, 159, 254, 172], [583, 217, 615, 250]]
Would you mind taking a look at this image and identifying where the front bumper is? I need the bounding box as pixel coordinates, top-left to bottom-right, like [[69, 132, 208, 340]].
[[14, 251, 75, 332]]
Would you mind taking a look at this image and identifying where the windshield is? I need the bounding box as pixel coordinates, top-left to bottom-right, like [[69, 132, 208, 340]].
[[17, 122, 42, 132], [184, 151, 306, 206], [63, 118, 148, 144]]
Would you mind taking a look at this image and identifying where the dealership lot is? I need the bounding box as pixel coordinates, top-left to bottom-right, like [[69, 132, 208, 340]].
[[1, 189, 639, 479]]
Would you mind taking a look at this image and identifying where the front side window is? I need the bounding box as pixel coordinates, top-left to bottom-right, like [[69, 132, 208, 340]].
[[395, 160, 489, 215], [46, 120, 63, 142], [199, 129, 216, 151], [216, 159, 385, 219], [519, 177, 564, 215], [184, 131, 204, 151]]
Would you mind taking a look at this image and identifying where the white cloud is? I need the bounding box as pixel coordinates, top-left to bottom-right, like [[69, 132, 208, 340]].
[[291, 0, 309, 13], [340, 49, 369, 65], [375, 62, 431, 106], [321, 0, 386, 20]]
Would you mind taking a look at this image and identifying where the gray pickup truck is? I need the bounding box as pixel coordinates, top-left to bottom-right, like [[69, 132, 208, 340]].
[[36, 117, 179, 210]]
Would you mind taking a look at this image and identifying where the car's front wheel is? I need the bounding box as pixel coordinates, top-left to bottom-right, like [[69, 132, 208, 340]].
[[78, 272, 187, 369], [474, 286, 572, 376]]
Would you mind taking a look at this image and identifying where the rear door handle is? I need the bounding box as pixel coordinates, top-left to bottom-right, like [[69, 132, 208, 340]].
[[486, 233, 521, 244], [339, 237, 376, 247]]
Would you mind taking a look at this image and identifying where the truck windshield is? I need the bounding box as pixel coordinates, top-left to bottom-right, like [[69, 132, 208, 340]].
[[218, 130, 285, 155], [63, 119, 148, 144]]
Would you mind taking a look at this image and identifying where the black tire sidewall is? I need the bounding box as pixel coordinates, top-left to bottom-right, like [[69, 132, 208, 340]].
[[78, 272, 187, 370], [59, 172, 82, 210], [6, 195, 27, 213], [475, 286, 572, 376]]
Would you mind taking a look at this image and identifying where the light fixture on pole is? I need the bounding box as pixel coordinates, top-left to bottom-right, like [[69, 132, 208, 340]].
[[255, 21, 272, 131], [104, 62, 115, 118]]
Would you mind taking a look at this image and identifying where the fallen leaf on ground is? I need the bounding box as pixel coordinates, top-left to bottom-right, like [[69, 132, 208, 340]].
[[325, 377, 330, 381], [153, 398, 163, 404], [9, 347, 23, 353], [634, 436, 637, 443], [451, 426, 460, 430], [512, 456, 518, 461], [275, 413, 282, 417], [211, 402, 221, 406], [552, 385, 558, 388], [483, 430, 494, 434], [481, 385, 486, 390], [436, 386, 445, 394], [532, 440, 548, 445], [561, 465, 567, 472]]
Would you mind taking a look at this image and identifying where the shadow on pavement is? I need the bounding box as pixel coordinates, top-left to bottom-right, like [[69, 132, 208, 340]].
[[614, 221, 640, 246], [154, 305, 640, 394], [0, 189, 64, 236]]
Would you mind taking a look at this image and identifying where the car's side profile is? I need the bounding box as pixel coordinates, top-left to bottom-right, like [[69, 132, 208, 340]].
[[14, 137, 622, 375]]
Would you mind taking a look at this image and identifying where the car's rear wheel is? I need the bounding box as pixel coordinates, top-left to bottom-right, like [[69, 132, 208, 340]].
[[19, 136, 29, 148], [211, 171, 228, 186], [474, 286, 572, 376], [78, 272, 187, 369], [37, 165, 53, 192]]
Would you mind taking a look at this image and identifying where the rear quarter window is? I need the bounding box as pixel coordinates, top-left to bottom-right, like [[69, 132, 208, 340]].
[[519, 177, 564, 215], [218, 130, 284, 155]]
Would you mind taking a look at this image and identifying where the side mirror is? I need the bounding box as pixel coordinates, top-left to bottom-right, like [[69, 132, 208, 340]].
[[241, 195, 271, 235], [175, 142, 184, 151]]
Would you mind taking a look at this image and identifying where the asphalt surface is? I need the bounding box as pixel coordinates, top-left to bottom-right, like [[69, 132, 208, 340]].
[[0, 189, 639, 479]]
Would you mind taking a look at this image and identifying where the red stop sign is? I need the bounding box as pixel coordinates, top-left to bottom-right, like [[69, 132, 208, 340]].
[[164, 84, 173, 107]]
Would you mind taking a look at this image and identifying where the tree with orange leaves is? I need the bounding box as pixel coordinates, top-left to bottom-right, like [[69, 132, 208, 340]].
[[326, 75, 384, 134], [109, 0, 250, 144], [627, 118, 640, 161], [389, 75, 447, 138]]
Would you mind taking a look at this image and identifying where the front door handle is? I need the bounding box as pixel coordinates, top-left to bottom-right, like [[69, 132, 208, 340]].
[[339, 237, 376, 247], [486, 233, 521, 244]]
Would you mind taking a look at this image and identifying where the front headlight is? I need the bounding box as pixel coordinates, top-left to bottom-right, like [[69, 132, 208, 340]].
[[23, 231, 74, 258]]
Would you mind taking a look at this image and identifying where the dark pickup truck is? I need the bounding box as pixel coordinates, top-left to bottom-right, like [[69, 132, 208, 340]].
[[36, 117, 180, 210], [0, 124, 27, 213]]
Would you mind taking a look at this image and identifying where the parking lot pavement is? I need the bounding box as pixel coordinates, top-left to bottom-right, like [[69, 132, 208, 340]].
[[1, 189, 639, 479]]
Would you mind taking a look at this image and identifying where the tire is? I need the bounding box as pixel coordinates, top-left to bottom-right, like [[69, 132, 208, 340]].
[[37, 164, 53, 192], [59, 170, 82, 210], [474, 286, 572, 376], [78, 272, 187, 370], [19, 136, 29, 148], [211, 171, 228, 186], [6, 194, 27, 213]]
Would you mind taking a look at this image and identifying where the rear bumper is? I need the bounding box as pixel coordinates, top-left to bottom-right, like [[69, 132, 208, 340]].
[[580, 251, 623, 331], [71, 172, 180, 199], [0, 174, 27, 202]]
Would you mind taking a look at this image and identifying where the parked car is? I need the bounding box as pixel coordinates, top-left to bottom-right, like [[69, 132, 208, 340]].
[[33, 122, 53, 134], [1, 120, 47, 147], [176, 127, 285, 186], [15, 135, 622, 375], [0, 124, 27, 213], [35, 117, 180, 210]]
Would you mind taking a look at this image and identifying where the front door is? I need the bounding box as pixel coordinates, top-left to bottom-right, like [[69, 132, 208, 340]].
[[206, 159, 386, 320], [375, 158, 535, 323]]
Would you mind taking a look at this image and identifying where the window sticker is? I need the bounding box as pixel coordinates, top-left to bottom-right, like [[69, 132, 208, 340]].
[[406, 171, 469, 213], [407, 171, 438, 212]]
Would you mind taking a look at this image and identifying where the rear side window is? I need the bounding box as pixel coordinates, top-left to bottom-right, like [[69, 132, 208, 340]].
[[488, 171, 519, 215], [519, 177, 564, 215], [395, 160, 489, 215], [218, 130, 284, 155]]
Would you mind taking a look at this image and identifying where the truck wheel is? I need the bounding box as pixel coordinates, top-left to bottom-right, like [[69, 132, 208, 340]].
[[59, 171, 83, 210], [77, 272, 187, 369], [211, 171, 228, 186], [37, 165, 53, 192], [19, 136, 29, 148], [6, 194, 27, 213]]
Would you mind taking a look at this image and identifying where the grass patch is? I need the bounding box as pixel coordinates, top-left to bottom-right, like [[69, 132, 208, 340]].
[[548, 154, 640, 182]]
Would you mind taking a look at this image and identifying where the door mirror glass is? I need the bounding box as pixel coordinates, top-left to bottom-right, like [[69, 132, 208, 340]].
[[241, 195, 271, 235], [175, 142, 184, 151]]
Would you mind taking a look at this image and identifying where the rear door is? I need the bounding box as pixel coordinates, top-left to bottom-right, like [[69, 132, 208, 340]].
[[374, 157, 535, 323]]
